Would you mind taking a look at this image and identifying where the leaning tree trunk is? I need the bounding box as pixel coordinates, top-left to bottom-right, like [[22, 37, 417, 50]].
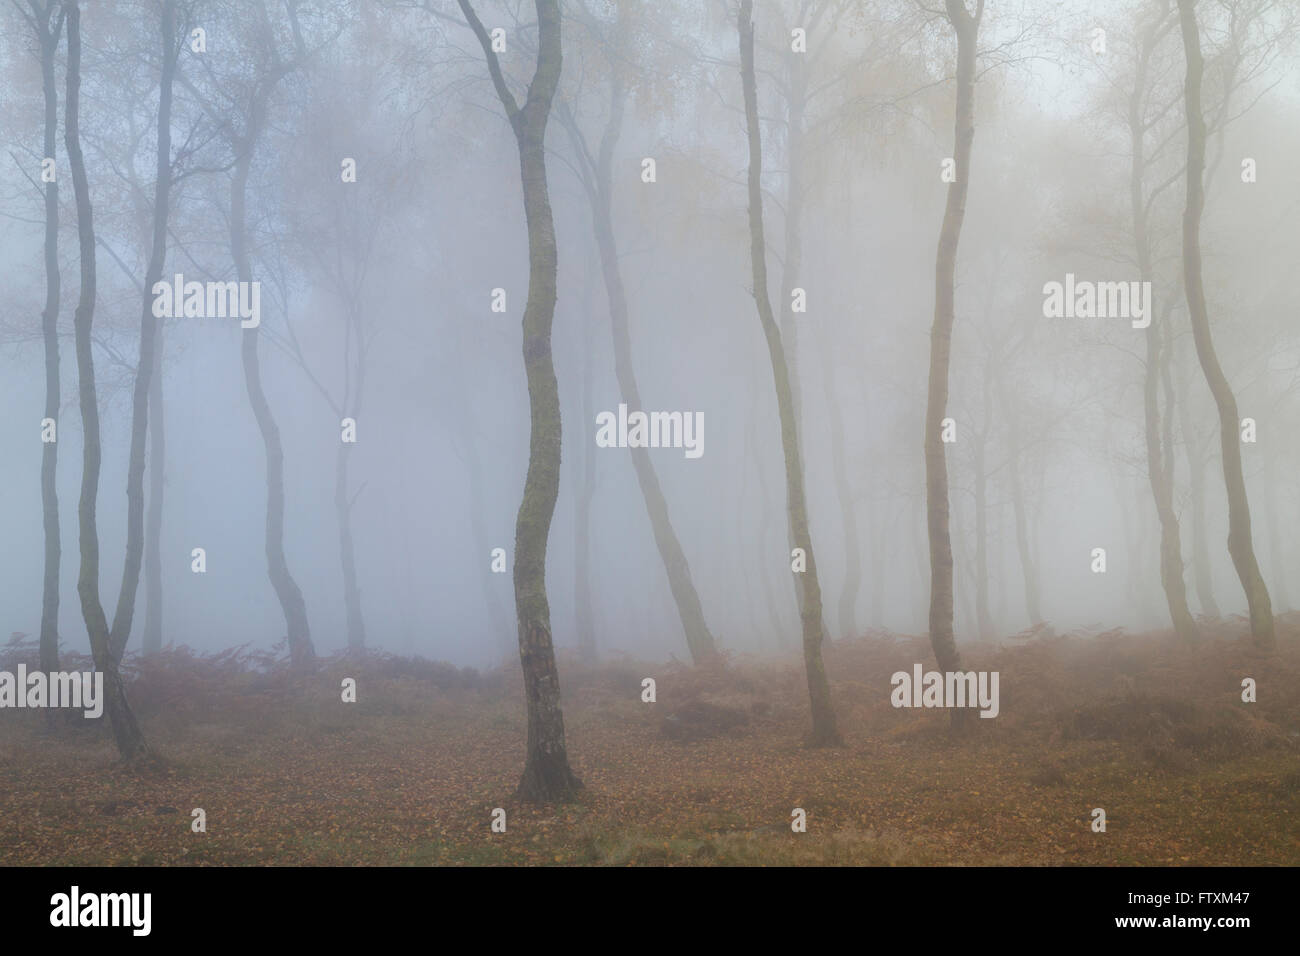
[[37, 0, 62, 675], [143, 324, 165, 656], [231, 107, 316, 672], [574, 76, 719, 664], [740, 0, 840, 746], [924, 0, 981, 679], [65, 0, 148, 760], [1177, 0, 1274, 648], [107, 0, 177, 665], [457, 0, 580, 802]]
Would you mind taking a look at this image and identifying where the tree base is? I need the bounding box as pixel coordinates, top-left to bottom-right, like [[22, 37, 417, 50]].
[[516, 756, 583, 805], [806, 724, 844, 748]]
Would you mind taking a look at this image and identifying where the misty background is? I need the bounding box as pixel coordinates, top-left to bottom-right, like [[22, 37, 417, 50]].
[[1, 0, 1297, 672]]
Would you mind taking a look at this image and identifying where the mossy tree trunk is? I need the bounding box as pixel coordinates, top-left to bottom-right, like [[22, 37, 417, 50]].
[[457, 0, 580, 802]]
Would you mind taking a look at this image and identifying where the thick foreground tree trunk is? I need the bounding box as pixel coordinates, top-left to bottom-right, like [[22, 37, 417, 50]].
[[66, 1, 148, 760], [458, 0, 580, 802], [924, 0, 981, 679], [1177, 0, 1274, 649], [740, 0, 840, 747]]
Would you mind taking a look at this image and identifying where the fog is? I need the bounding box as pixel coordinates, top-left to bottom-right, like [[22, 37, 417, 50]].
[[2, 0, 1298, 675]]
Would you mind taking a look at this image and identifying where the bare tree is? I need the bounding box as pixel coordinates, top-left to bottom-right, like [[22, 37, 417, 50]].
[[104, 0, 181, 664], [180, 0, 323, 670], [1128, 1, 1199, 644], [1176, 0, 1273, 648], [740, 0, 840, 747], [65, 0, 148, 760], [20, 0, 66, 674], [457, 0, 581, 802], [923, 0, 982, 682], [556, 2, 719, 664]]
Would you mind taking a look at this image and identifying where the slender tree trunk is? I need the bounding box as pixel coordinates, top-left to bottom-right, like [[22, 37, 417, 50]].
[[335, 437, 366, 651], [972, 360, 994, 641], [780, 50, 807, 446], [914, 491, 928, 632], [66, 1, 147, 760], [336, 301, 368, 653], [456, 432, 514, 662], [573, 251, 598, 662], [232, 113, 316, 671], [1176, 363, 1220, 617], [106, 0, 176, 664], [458, 0, 579, 802], [1115, 467, 1142, 615], [1264, 458, 1290, 612], [735, 429, 767, 646], [1141, 317, 1197, 641], [1130, 15, 1198, 644], [954, 498, 979, 639], [747, 395, 791, 650], [974, 438, 992, 641], [740, 0, 839, 746], [563, 76, 720, 664], [924, 0, 981, 680], [996, 376, 1042, 626], [1177, 0, 1274, 648], [818, 330, 860, 638], [871, 490, 887, 627], [143, 325, 165, 655], [37, 0, 62, 675]]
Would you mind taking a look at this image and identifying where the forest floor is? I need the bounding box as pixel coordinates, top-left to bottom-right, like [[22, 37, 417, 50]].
[[1, 618, 1297, 866]]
